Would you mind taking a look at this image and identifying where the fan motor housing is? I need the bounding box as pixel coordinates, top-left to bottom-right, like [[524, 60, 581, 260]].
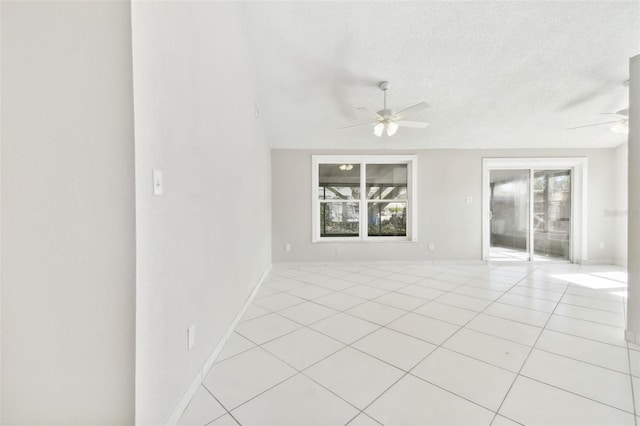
[[377, 108, 394, 118]]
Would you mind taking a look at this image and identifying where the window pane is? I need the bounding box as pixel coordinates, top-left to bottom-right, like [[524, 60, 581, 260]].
[[366, 164, 407, 200], [318, 164, 360, 200], [319, 186, 360, 200], [533, 170, 571, 260], [367, 202, 407, 236], [320, 202, 360, 237]]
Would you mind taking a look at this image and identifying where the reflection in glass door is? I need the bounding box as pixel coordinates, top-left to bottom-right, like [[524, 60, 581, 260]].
[[489, 170, 530, 261], [489, 169, 571, 262], [533, 170, 571, 260]]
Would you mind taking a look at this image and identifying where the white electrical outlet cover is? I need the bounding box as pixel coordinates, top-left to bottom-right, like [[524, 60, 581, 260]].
[[153, 169, 163, 196]]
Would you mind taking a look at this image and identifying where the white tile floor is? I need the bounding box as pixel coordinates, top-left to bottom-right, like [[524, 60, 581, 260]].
[[177, 262, 638, 426]]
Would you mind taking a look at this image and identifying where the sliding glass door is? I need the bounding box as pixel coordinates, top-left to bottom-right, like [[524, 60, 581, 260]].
[[490, 170, 531, 261], [489, 168, 571, 262]]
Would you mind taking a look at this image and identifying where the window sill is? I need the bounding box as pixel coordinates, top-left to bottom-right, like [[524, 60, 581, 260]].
[[313, 238, 417, 243]]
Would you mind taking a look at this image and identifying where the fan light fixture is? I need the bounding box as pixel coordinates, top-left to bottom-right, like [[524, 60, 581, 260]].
[[373, 120, 399, 137], [339, 164, 354, 171], [387, 122, 399, 136], [372, 82, 399, 137], [611, 121, 629, 134]]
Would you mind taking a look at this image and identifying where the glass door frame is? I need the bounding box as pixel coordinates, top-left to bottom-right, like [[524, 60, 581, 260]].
[[482, 157, 588, 263]]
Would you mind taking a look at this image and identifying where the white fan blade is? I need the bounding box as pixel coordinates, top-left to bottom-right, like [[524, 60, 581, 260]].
[[397, 120, 429, 128], [338, 122, 376, 129], [602, 109, 628, 117], [357, 107, 383, 119], [566, 120, 619, 130], [392, 101, 429, 118]]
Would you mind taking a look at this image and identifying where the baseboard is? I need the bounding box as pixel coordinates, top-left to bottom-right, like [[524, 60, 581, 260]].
[[274, 259, 623, 268], [431, 260, 488, 266], [163, 264, 272, 426], [272, 259, 489, 268], [579, 258, 615, 265], [626, 329, 640, 345]]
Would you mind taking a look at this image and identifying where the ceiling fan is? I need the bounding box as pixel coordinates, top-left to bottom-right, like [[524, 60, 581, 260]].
[[339, 81, 429, 137], [566, 108, 629, 134]]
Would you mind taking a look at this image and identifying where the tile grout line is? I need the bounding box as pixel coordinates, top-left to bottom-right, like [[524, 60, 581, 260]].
[[551, 311, 626, 328], [488, 266, 583, 424], [220, 298, 373, 418], [215, 269, 484, 425], [353, 266, 635, 399], [620, 262, 637, 426], [199, 263, 630, 426], [530, 345, 632, 375], [201, 386, 241, 426], [351, 268, 539, 421], [556, 297, 627, 315], [515, 373, 638, 417], [240, 266, 538, 423], [242, 324, 384, 420], [344, 411, 384, 426], [626, 337, 638, 426]]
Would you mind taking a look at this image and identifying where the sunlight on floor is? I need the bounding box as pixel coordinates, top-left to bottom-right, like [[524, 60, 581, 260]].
[[593, 271, 628, 283], [551, 273, 628, 291]]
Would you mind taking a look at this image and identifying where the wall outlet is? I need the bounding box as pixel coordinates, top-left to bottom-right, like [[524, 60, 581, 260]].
[[599, 241, 605, 249], [152, 169, 163, 196], [187, 324, 195, 351], [428, 243, 435, 251], [285, 243, 291, 252], [465, 196, 473, 204]]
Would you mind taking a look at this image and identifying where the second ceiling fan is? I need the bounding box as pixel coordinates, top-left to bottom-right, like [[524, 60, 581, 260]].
[[566, 108, 629, 134]]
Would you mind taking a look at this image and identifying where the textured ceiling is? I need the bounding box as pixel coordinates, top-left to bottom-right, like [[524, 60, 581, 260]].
[[242, 1, 639, 149]]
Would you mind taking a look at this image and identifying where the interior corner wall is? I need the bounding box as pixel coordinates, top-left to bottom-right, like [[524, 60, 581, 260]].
[[1, 1, 136, 424], [131, 3, 272, 424], [627, 54, 640, 343], [272, 148, 618, 264], [614, 142, 628, 266]]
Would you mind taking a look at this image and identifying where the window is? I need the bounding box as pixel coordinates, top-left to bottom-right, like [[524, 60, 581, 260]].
[[312, 155, 417, 242]]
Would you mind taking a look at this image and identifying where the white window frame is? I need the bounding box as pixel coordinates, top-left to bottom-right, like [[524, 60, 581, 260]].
[[312, 155, 418, 243], [482, 157, 588, 263]]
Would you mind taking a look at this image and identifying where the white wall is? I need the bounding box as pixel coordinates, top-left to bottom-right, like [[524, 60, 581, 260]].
[[614, 142, 628, 265], [1, 1, 135, 424], [626, 54, 640, 343], [131, 3, 272, 424], [273, 148, 618, 263]]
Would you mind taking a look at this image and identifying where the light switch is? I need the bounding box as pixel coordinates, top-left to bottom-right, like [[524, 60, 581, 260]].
[[153, 169, 163, 196]]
